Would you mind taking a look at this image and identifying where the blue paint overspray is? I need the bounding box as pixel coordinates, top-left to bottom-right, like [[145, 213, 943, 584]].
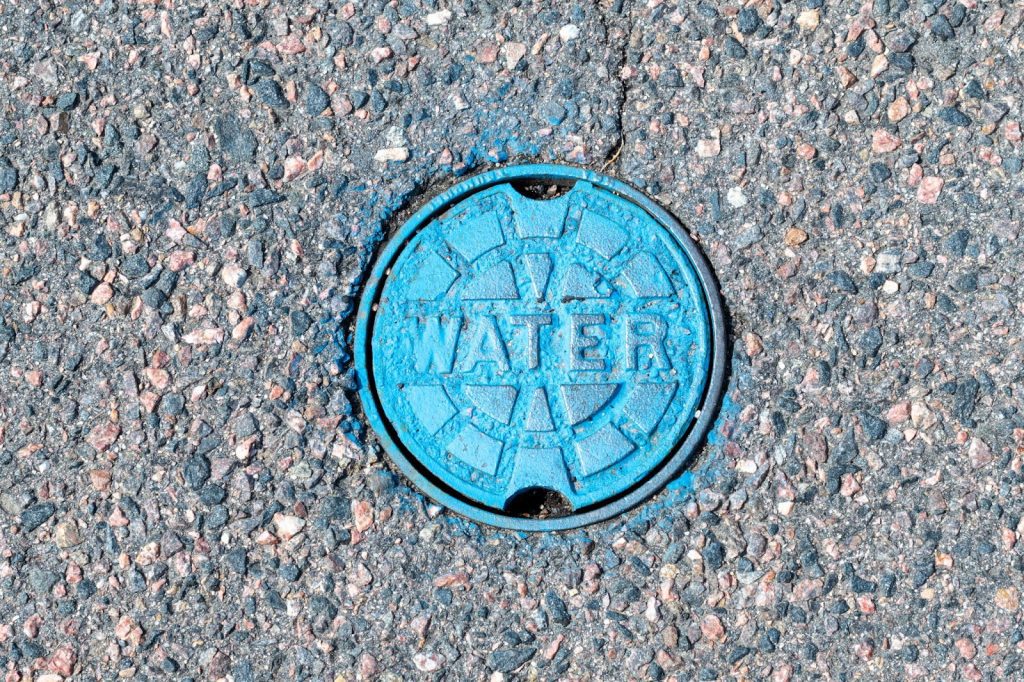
[[316, 131, 543, 452], [318, 114, 732, 536]]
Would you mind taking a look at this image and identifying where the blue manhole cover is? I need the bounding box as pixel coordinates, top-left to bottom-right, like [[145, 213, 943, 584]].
[[355, 164, 726, 530]]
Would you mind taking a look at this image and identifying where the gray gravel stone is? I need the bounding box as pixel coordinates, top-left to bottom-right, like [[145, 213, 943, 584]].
[[305, 85, 330, 116], [938, 106, 972, 127], [0, 157, 17, 192], [255, 79, 289, 109], [19, 502, 55, 533], [214, 114, 258, 162], [487, 647, 537, 673]]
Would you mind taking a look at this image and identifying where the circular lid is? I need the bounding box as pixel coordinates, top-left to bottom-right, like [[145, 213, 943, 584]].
[[355, 164, 726, 530]]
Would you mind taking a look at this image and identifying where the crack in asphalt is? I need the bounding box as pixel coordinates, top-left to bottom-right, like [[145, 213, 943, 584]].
[[600, 0, 634, 173]]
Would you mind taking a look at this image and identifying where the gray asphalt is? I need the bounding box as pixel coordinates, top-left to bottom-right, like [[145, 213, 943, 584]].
[[1, 1, 1023, 680]]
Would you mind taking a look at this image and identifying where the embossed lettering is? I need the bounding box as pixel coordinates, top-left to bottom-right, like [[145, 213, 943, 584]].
[[418, 311, 676, 375], [624, 314, 670, 370], [510, 314, 553, 370], [456, 315, 510, 373], [570, 314, 608, 371], [413, 315, 462, 373]]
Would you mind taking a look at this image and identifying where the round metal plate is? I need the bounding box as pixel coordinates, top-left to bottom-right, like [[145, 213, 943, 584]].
[[355, 164, 726, 530]]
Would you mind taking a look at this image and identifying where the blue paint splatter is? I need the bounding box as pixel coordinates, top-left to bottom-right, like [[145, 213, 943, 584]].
[[628, 387, 742, 529], [319, 118, 542, 376], [318, 110, 736, 538]]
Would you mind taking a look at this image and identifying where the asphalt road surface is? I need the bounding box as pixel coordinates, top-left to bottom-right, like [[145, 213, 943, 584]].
[[1, 1, 1023, 680]]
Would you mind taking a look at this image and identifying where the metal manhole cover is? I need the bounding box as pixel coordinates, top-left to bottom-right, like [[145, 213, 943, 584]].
[[355, 164, 726, 530]]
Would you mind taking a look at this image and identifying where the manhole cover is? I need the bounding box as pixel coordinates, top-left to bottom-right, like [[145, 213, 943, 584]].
[[355, 164, 726, 530]]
